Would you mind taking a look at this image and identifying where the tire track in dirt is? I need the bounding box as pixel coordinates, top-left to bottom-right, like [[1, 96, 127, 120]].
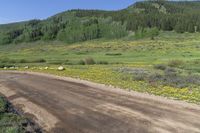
[[0, 71, 200, 133]]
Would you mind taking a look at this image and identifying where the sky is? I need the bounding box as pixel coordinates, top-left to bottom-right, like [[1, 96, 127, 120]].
[[0, 0, 136, 24]]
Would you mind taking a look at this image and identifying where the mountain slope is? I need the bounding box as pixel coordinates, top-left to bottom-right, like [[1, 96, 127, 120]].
[[1, 0, 200, 45]]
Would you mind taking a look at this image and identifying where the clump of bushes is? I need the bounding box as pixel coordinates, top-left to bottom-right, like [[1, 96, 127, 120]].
[[194, 59, 200, 64], [48, 60, 64, 65], [119, 68, 149, 81], [84, 57, 95, 65], [78, 57, 96, 65], [134, 74, 147, 81], [154, 60, 184, 69], [168, 60, 184, 67], [0, 58, 46, 64], [105, 53, 122, 56], [78, 58, 109, 65], [119, 68, 149, 75], [75, 51, 88, 55], [0, 64, 14, 68], [119, 67, 200, 88], [0, 97, 7, 113], [32, 58, 46, 63], [18, 58, 46, 63], [78, 60, 86, 65], [154, 64, 167, 70], [19, 59, 29, 63], [97, 61, 109, 65], [150, 68, 199, 88], [0, 58, 16, 64], [0, 96, 42, 132], [134, 27, 159, 40]]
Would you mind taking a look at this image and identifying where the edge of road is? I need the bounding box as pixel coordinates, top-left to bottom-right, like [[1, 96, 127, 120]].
[[1, 70, 200, 109]]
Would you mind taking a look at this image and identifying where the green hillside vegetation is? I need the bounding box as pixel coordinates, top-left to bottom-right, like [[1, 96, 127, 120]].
[[0, 96, 41, 132], [1, 1, 200, 45]]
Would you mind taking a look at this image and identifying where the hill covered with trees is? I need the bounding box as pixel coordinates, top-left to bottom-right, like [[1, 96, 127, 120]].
[[1, 0, 200, 45]]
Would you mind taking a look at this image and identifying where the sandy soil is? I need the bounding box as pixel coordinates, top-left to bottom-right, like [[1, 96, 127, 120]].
[[0, 71, 200, 133]]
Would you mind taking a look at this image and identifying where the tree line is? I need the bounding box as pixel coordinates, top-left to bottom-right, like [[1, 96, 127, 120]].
[[0, 16, 128, 45], [73, 1, 200, 33]]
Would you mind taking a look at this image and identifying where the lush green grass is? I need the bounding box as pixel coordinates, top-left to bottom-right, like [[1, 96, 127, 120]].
[[0, 31, 200, 103], [0, 97, 26, 133], [0, 31, 200, 65]]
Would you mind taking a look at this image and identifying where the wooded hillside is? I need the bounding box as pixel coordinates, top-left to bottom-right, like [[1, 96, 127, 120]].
[[0, 0, 200, 45]]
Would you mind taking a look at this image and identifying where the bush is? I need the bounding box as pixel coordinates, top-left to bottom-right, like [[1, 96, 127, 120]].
[[119, 68, 149, 81], [148, 73, 163, 82], [164, 67, 177, 75], [119, 67, 200, 88], [78, 60, 86, 65], [168, 60, 184, 67], [48, 60, 64, 65], [105, 53, 122, 56], [18, 59, 29, 63], [84, 57, 96, 65], [0, 97, 7, 113], [186, 75, 200, 85], [0, 64, 14, 68], [0, 58, 10, 63], [154, 64, 167, 70], [134, 27, 159, 40], [194, 60, 200, 64], [33, 58, 46, 63], [133, 74, 146, 81], [97, 61, 109, 65]]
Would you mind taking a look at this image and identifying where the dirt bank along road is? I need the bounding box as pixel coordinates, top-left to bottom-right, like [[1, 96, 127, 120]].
[[0, 71, 200, 133]]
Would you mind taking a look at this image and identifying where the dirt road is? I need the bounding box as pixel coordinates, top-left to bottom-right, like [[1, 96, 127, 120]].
[[0, 71, 200, 133]]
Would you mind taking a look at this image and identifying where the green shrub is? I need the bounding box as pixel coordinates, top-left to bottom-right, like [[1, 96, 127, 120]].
[[0, 97, 7, 113], [119, 68, 149, 81], [84, 57, 96, 65], [194, 59, 200, 64], [164, 67, 177, 75], [154, 64, 167, 70], [0, 64, 14, 68], [18, 59, 29, 63], [105, 53, 122, 56], [168, 60, 184, 67], [78, 60, 86, 65], [97, 61, 109, 65], [120, 67, 200, 88], [47, 60, 64, 65], [148, 73, 163, 82], [133, 74, 147, 81], [134, 27, 159, 40], [32, 58, 46, 63], [0, 58, 10, 63], [75, 51, 88, 55]]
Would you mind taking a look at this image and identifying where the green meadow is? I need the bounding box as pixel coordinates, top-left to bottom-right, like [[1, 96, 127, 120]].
[[0, 97, 26, 133]]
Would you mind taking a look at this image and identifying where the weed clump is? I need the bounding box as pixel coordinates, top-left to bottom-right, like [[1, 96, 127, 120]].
[[168, 60, 184, 67], [79, 57, 96, 65], [97, 61, 109, 65], [85, 57, 95, 65], [33, 58, 46, 63], [78, 60, 86, 65], [105, 53, 122, 56], [154, 64, 167, 70], [18, 59, 29, 63]]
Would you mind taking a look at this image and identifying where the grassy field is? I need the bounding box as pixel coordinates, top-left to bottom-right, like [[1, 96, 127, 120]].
[[0, 31, 200, 103], [0, 97, 27, 133]]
